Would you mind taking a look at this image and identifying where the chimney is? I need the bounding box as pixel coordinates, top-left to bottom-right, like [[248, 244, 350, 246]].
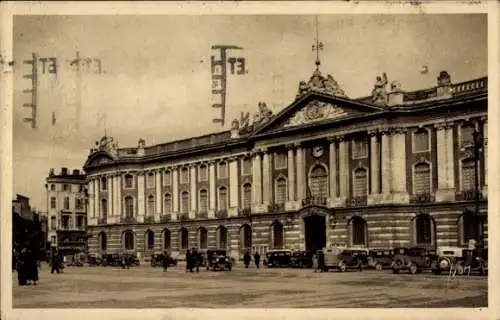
[[73, 169, 80, 175], [61, 167, 68, 175]]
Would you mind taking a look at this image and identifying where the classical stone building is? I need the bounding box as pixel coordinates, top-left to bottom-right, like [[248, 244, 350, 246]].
[[83, 67, 488, 260], [45, 168, 88, 255]]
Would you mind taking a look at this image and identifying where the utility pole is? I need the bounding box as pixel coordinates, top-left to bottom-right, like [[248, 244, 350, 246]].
[[22, 53, 38, 129]]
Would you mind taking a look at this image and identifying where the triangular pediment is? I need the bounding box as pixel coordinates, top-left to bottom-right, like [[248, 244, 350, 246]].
[[252, 92, 384, 135]]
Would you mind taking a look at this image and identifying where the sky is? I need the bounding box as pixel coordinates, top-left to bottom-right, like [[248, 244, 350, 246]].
[[12, 14, 487, 211]]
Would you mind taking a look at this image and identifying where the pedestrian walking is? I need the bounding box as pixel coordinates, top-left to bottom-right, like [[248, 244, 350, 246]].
[[318, 250, 325, 273], [244, 251, 251, 268], [185, 249, 192, 273], [253, 252, 260, 269], [26, 247, 39, 285], [194, 249, 202, 273], [162, 251, 169, 272], [16, 248, 27, 286], [312, 252, 318, 272], [51, 250, 60, 274]]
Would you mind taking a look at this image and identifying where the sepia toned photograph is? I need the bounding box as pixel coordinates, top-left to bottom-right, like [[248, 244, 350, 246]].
[[3, 2, 497, 317]]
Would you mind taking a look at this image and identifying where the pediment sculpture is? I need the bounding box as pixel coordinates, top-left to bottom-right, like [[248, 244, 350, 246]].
[[284, 101, 348, 128], [296, 70, 347, 98], [253, 102, 273, 126], [91, 135, 118, 154]]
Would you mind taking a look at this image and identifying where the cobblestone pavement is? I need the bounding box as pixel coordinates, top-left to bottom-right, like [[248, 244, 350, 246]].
[[12, 264, 487, 308]]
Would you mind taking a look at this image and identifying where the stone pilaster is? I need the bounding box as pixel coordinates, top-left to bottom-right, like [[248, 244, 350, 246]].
[[137, 173, 145, 222], [172, 167, 179, 221], [229, 157, 239, 217], [107, 175, 113, 217], [88, 178, 96, 222], [338, 137, 349, 199], [369, 130, 380, 194], [189, 165, 197, 219], [252, 150, 263, 210], [155, 170, 163, 221], [295, 143, 306, 202], [262, 149, 271, 206], [380, 129, 392, 196], [208, 161, 216, 218], [390, 128, 409, 203], [328, 137, 338, 205], [116, 174, 122, 217], [285, 144, 297, 211], [435, 122, 455, 201], [95, 178, 100, 219]]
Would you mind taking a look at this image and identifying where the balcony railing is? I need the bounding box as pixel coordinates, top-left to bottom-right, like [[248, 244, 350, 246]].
[[346, 196, 368, 207], [121, 216, 136, 224], [302, 196, 328, 207], [238, 207, 252, 217], [456, 190, 484, 201], [197, 211, 208, 219], [268, 203, 285, 213], [160, 214, 171, 223], [409, 193, 435, 204], [144, 216, 155, 224], [215, 210, 228, 219], [179, 213, 190, 221]]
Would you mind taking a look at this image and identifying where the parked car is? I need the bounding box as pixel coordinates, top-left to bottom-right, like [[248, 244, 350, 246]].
[[431, 246, 465, 275], [323, 247, 364, 272], [463, 246, 488, 276], [102, 252, 140, 267], [150, 252, 178, 267], [265, 249, 293, 268], [289, 250, 314, 268], [391, 246, 437, 274], [87, 254, 102, 266], [367, 249, 394, 270], [206, 249, 232, 271], [343, 248, 370, 266]]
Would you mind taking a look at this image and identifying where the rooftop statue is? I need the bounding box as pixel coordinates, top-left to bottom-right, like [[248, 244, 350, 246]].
[[254, 102, 273, 125], [296, 70, 346, 98], [437, 71, 451, 86], [372, 72, 389, 106]]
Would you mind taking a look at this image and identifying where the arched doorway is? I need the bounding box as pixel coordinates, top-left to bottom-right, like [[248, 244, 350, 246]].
[[304, 215, 326, 252], [216, 225, 228, 249], [240, 224, 252, 251], [98, 231, 107, 252], [179, 228, 189, 250]]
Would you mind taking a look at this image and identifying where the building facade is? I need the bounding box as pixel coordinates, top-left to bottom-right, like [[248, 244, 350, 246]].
[[45, 168, 88, 255], [83, 68, 488, 260], [12, 194, 48, 254]]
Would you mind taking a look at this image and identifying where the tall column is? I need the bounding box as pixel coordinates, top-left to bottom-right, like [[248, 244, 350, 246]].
[[112, 176, 118, 217], [252, 151, 262, 205], [287, 145, 296, 201], [229, 157, 239, 216], [89, 179, 95, 218], [295, 144, 306, 201], [107, 175, 113, 216], [338, 137, 349, 198], [190, 164, 197, 218], [262, 150, 271, 206], [369, 130, 380, 194], [381, 130, 392, 194], [116, 174, 122, 217], [436, 122, 456, 201], [172, 167, 179, 219], [209, 161, 216, 217], [137, 173, 145, 218], [95, 178, 100, 218], [155, 170, 162, 215], [445, 124, 455, 190], [391, 129, 407, 194], [436, 124, 448, 190], [328, 138, 337, 198]]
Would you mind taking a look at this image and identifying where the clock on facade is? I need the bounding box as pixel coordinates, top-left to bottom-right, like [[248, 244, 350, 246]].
[[312, 145, 324, 158]]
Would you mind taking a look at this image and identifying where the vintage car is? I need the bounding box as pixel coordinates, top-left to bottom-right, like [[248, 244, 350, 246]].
[[150, 252, 178, 267], [265, 249, 293, 268], [323, 247, 364, 272], [391, 246, 437, 274], [289, 250, 314, 268], [206, 249, 232, 271], [431, 246, 465, 275], [463, 246, 488, 276], [87, 255, 102, 266], [367, 249, 394, 270], [343, 248, 370, 266], [102, 252, 140, 267]]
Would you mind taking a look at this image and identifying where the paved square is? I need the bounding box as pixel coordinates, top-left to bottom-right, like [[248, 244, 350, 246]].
[[13, 263, 487, 308]]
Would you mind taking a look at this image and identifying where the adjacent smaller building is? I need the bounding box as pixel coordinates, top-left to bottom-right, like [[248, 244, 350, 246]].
[[12, 194, 48, 256], [45, 168, 88, 255]]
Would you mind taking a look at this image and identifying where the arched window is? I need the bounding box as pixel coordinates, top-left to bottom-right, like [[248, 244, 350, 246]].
[[162, 229, 171, 249], [145, 230, 155, 250], [180, 167, 189, 184], [240, 224, 252, 250], [242, 183, 252, 209], [163, 171, 171, 186], [179, 228, 189, 250], [101, 177, 107, 191], [147, 195, 155, 215], [123, 230, 135, 250], [99, 232, 107, 251], [414, 163, 431, 194], [198, 227, 208, 249], [164, 193, 172, 214], [415, 214, 433, 245], [199, 165, 208, 181], [124, 174, 134, 188], [351, 217, 367, 246], [216, 226, 228, 249], [218, 187, 228, 211], [461, 159, 476, 191], [124, 196, 134, 217], [242, 158, 252, 175], [271, 220, 284, 249], [353, 168, 368, 197], [462, 211, 481, 244], [180, 191, 189, 214], [101, 199, 108, 217], [218, 162, 228, 179], [199, 189, 208, 214], [309, 166, 328, 198], [275, 178, 287, 204]]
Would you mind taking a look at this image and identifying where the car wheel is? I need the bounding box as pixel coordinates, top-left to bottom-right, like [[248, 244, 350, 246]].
[[375, 263, 383, 271], [338, 262, 347, 272], [456, 263, 465, 276], [409, 263, 418, 275]]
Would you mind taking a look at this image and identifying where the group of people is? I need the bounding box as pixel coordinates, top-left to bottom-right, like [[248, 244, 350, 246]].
[[185, 248, 203, 273], [13, 242, 40, 286], [243, 251, 261, 269]]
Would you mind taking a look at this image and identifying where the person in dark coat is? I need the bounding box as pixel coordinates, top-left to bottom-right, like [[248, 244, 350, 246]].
[[317, 250, 325, 273], [243, 251, 251, 268], [185, 249, 192, 273], [253, 252, 261, 269], [193, 249, 202, 273], [162, 251, 169, 272], [16, 248, 27, 286], [26, 248, 39, 285], [51, 250, 60, 274], [189, 248, 197, 272]]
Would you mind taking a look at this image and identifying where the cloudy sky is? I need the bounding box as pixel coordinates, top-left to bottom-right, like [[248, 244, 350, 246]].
[[12, 14, 487, 211]]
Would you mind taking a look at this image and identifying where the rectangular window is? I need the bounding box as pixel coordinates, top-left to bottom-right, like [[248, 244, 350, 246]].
[[414, 163, 431, 194], [413, 129, 430, 153], [218, 162, 228, 179], [61, 216, 70, 229], [353, 169, 368, 197], [199, 165, 208, 181], [163, 171, 171, 186], [274, 153, 287, 169], [180, 168, 189, 184], [218, 188, 228, 211], [275, 179, 287, 204], [199, 190, 208, 213], [63, 197, 70, 210], [75, 198, 83, 210], [352, 138, 368, 159], [181, 192, 189, 214], [124, 175, 134, 189], [147, 173, 155, 189], [76, 215, 84, 229], [462, 160, 476, 191], [63, 184, 69, 191], [50, 216, 56, 230], [242, 158, 252, 176], [79, 185, 84, 192], [461, 124, 475, 147], [242, 184, 252, 209], [50, 197, 57, 209]]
